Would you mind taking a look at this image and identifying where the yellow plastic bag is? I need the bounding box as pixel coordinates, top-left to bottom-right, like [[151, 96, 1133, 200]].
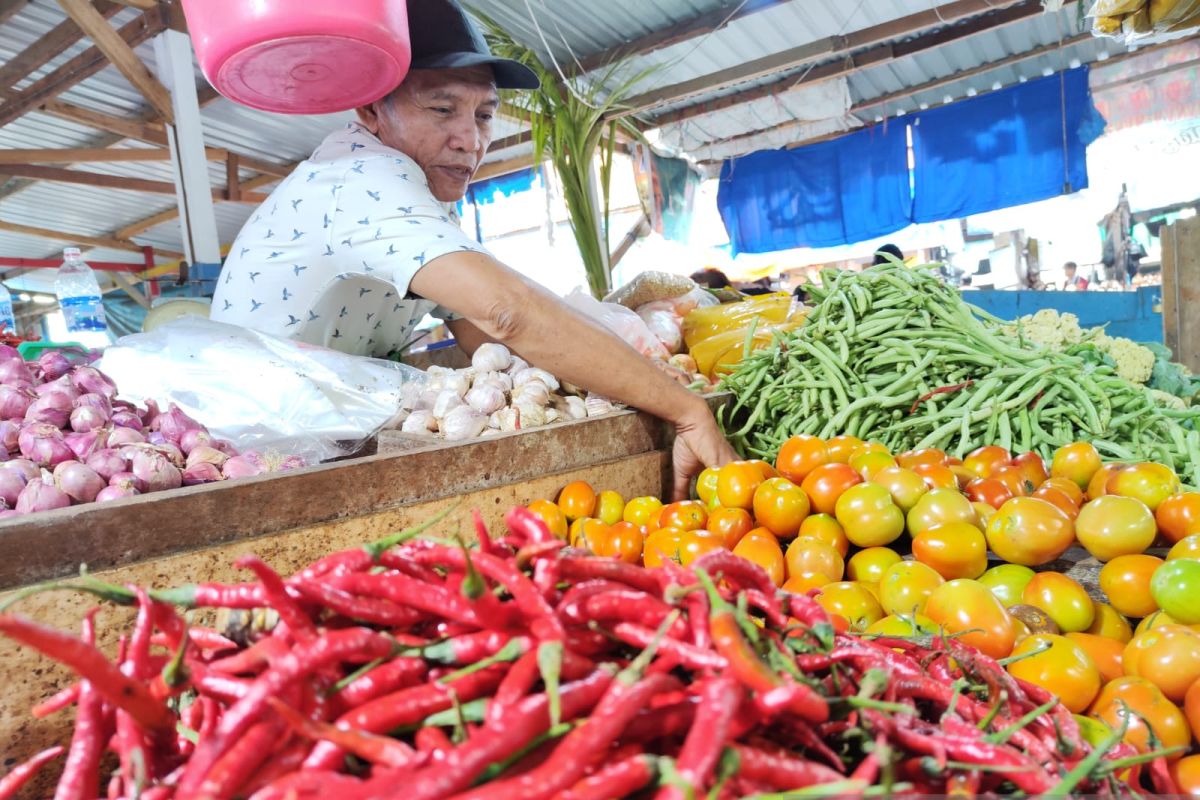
[[691, 319, 803, 379], [682, 293, 792, 349], [1088, 0, 1146, 15]]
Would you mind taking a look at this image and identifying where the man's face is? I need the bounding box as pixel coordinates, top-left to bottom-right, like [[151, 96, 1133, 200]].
[[358, 67, 499, 202], [1066, 266, 1076, 278]]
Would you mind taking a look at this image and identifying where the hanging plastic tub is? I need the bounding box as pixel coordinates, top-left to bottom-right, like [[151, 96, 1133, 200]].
[[180, 0, 411, 115]]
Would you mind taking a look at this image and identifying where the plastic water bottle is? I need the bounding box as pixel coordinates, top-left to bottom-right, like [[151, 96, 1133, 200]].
[[0, 283, 15, 335], [54, 247, 106, 333]]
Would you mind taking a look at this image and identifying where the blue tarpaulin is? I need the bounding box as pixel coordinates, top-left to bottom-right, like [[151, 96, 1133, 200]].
[[911, 67, 1104, 223], [467, 167, 537, 206]]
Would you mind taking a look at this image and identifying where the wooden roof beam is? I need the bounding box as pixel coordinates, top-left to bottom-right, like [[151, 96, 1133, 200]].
[[0, 0, 32, 28], [0, 163, 268, 203], [0, 218, 182, 259], [0, 1, 121, 94], [113, 172, 280, 239]]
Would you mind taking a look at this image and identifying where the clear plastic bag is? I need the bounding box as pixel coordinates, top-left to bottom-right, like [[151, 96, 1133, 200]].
[[603, 271, 697, 310], [563, 288, 671, 360], [98, 317, 428, 463]]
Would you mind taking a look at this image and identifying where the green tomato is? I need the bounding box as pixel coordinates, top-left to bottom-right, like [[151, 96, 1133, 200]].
[[978, 564, 1036, 608], [1150, 558, 1200, 624]]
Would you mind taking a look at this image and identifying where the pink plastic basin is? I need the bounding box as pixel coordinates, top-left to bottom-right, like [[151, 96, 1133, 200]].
[[180, 0, 410, 115]]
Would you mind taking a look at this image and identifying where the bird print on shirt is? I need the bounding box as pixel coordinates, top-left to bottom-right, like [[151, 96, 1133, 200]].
[[282, 288, 292, 301], [374, 228, 383, 240], [386, 245, 397, 256], [414, 252, 427, 266], [306, 171, 318, 182], [250, 299, 263, 312], [367, 190, 381, 201], [240, 247, 250, 258], [350, 142, 365, 152], [332, 328, 342, 339], [359, 287, 372, 298], [324, 245, 335, 256], [393, 302, 404, 313], [357, 216, 370, 226], [307, 310, 319, 322], [286, 314, 301, 327], [292, 229, 305, 241], [339, 306, 348, 319], [361, 261, 375, 273], [248, 271, 261, 283], [264, 229, 274, 240], [351, 161, 365, 174], [223, 299, 233, 311], [293, 265, 308, 276], [268, 251, 283, 259], [397, 206, 413, 214], [323, 214, 331, 229], [225, 271, 234, 285], [291, 199, 303, 211]]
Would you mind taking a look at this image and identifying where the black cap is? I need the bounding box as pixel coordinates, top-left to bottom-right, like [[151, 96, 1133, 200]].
[[407, 0, 540, 90]]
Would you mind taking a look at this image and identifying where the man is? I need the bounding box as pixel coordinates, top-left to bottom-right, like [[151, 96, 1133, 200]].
[[1063, 261, 1089, 291], [872, 244, 903, 266], [211, 0, 733, 497]]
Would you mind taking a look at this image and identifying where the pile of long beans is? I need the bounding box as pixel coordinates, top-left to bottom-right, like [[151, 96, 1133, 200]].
[[0, 508, 1171, 799], [720, 263, 1200, 483]]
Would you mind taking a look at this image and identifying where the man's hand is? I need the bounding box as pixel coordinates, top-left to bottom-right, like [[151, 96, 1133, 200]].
[[671, 403, 737, 501]]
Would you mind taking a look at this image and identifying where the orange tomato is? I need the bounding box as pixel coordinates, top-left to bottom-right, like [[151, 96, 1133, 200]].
[[879, 560, 944, 616], [896, 448, 947, 469], [845, 547, 902, 584], [623, 496, 663, 527], [1023, 572, 1095, 633], [950, 465, 978, 489], [1185, 678, 1200, 745], [1051, 442, 1103, 490], [1099, 554, 1164, 619], [733, 528, 785, 586], [835, 483, 905, 547], [715, 461, 766, 510], [985, 497, 1074, 567], [1042, 476, 1085, 506], [785, 538, 844, 583], [1169, 534, 1200, 561], [992, 465, 1034, 498], [749, 459, 779, 480], [603, 521, 646, 564], [673, 529, 724, 567], [706, 507, 754, 549], [1007, 634, 1101, 713], [1135, 626, 1200, 702], [1106, 462, 1181, 512], [912, 522, 988, 580], [1089, 676, 1191, 756], [978, 564, 1036, 608], [1065, 632, 1125, 683], [752, 477, 810, 538], [925, 578, 1017, 660], [907, 487, 977, 537], [595, 490, 625, 526], [801, 463, 864, 516], [849, 449, 897, 481], [659, 500, 708, 532], [569, 517, 609, 550], [826, 435, 864, 464], [557, 480, 597, 521], [1012, 451, 1049, 490], [782, 571, 830, 595], [815, 581, 884, 631], [913, 463, 959, 490], [965, 478, 1013, 509], [874, 467, 929, 513], [972, 501, 998, 529], [643, 527, 686, 568], [775, 435, 829, 484], [528, 498, 568, 540], [963, 445, 1011, 479], [1031, 484, 1080, 520], [1123, 625, 1185, 677], [1087, 463, 1125, 500], [1087, 600, 1134, 643], [1157, 492, 1200, 545], [797, 514, 849, 558], [1170, 754, 1200, 799], [1075, 495, 1157, 562]]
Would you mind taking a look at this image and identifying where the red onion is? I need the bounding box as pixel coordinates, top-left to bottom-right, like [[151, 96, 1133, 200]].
[[109, 471, 147, 493], [111, 410, 145, 431], [65, 429, 108, 460], [54, 461, 105, 503], [0, 420, 20, 453], [141, 398, 161, 425], [15, 471, 70, 514], [37, 351, 72, 381], [0, 468, 27, 506], [35, 376, 81, 403], [221, 455, 263, 479], [146, 431, 168, 446], [70, 406, 108, 433], [69, 366, 117, 398], [2, 458, 39, 483], [107, 427, 145, 446], [0, 344, 20, 362], [131, 449, 182, 492], [0, 509, 19, 518], [86, 449, 127, 482], [154, 442, 185, 468], [74, 393, 112, 416], [25, 392, 73, 428], [212, 439, 239, 456], [96, 484, 139, 502], [185, 445, 229, 469], [18, 424, 73, 467], [0, 359, 33, 386], [0, 385, 34, 420], [179, 428, 214, 456], [150, 403, 204, 446], [182, 462, 223, 486]]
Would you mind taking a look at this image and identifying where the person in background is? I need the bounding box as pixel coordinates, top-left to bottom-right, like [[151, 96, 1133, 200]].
[[872, 243, 904, 266], [738, 277, 775, 296], [960, 274, 975, 290], [690, 268, 732, 289], [1063, 261, 1089, 291]]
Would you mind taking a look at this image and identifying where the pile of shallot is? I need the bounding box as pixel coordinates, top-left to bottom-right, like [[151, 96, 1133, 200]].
[[0, 347, 305, 518], [397, 343, 618, 441]]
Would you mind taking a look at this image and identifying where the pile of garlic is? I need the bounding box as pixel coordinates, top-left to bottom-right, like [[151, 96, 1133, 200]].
[[397, 343, 618, 441]]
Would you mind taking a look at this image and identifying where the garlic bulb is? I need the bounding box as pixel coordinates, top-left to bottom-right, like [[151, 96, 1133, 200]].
[[545, 408, 561, 424], [512, 367, 560, 392], [474, 371, 513, 394], [512, 381, 551, 408], [400, 383, 423, 411], [506, 355, 529, 376], [432, 389, 465, 419], [585, 394, 615, 418], [444, 371, 471, 399], [514, 403, 548, 428], [471, 343, 513, 373], [555, 395, 587, 421], [491, 407, 521, 431], [441, 406, 488, 441], [416, 389, 439, 411], [401, 410, 438, 433], [465, 384, 506, 415]]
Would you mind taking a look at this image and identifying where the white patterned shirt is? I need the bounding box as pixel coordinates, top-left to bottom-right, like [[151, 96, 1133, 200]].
[[211, 122, 487, 357]]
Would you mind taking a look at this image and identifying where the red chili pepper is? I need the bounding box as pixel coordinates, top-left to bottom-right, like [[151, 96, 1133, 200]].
[[656, 675, 742, 800], [883, 722, 1055, 795], [189, 665, 253, 704], [240, 737, 313, 797], [610, 622, 728, 671], [53, 609, 108, 800], [415, 631, 522, 665], [152, 581, 269, 609], [207, 636, 290, 675], [416, 725, 453, 755], [505, 505, 556, 546], [570, 591, 690, 640], [733, 743, 846, 790], [292, 578, 421, 628], [268, 697, 416, 769], [0, 613, 174, 735], [236, 555, 317, 641], [326, 571, 481, 627], [331, 655, 428, 709], [691, 549, 777, 599], [557, 556, 662, 595], [31, 683, 80, 718], [192, 717, 284, 800], [780, 588, 832, 630], [555, 579, 635, 619], [553, 754, 658, 800], [488, 649, 540, 727], [0, 746, 64, 800]]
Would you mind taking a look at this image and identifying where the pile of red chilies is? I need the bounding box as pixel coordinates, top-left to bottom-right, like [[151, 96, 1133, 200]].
[[0, 506, 1178, 800]]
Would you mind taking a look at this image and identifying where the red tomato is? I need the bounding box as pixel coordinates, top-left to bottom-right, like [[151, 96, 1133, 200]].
[[985, 497, 1074, 566], [1087, 463, 1125, 501], [1051, 442, 1103, 490], [966, 477, 1014, 509], [733, 529, 785, 586], [1106, 462, 1181, 512], [659, 501, 708, 533], [1156, 491, 1200, 544], [992, 465, 1033, 498], [896, 448, 948, 470], [1011, 451, 1049, 490], [775, 435, 829, 484], [706, 507, 754, 549], [1031, 484, 1080, 520], [963, 445, 1011, 479], [800, 463, 864, 516], [925, 579, 1017, 660], [1090, 676, 1191, 756], [913, 463, 959, 490], [1042, 477, 1085, 506]]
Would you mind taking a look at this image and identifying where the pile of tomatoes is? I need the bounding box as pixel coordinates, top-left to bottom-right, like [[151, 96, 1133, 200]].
[[528, 434, 1200, 785]]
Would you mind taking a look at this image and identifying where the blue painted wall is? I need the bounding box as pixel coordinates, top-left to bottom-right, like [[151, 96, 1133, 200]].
[[964, 287, 1163, 343]]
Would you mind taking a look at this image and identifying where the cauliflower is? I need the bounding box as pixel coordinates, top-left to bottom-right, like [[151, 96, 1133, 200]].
[[1093, 333, 1155, 384], [1149, 388, 1187, 410], [1003, 309, 1086, 351]]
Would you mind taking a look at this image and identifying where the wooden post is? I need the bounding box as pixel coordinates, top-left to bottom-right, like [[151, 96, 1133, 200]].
[[1160, 216, 1200, 372], [226, 152, 241, 202]]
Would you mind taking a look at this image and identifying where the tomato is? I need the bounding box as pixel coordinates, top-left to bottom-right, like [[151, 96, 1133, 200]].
[[1126, 626, 1190, 677], [815, 581, 884, 631], [1136, 610, 1194, 636], [992, 465, 1033, 498], [1099, 554, 1163, 619], [1012, 451, 1049, 490], [595, 490, 625, 526], [659, 501, 707, 533], [879, 560, 944, 616], [1075, 495, 1157, 562], [1169, 534, 1200, 561], [849, 449, 896, 481], [912, 522, 988, 580], [782, 571, 830, 595], [858, 581, 883, 604], [866, 613, 938, 638], [965, 478, 1013, 509], [1051, 442, 1103, 490], [732, 529, 785, 586], [978, 564, 1036, 608], [775, 435, 829, 484], [1185, 678, 1200, 745], [1031, 485, 1080, 520], [1089, 676, 1191, 756], [643, 527, 685, 567], [1134, 626, 1200, 702], [896, 448, 947, 469], [972, 502, 997, 529], [850, 442, 891, 457], [557, 480, 597, 521], [1171, 755, 1200, 799], [985, 497, 1074, 566], [873, 467, 929, 513], [667, 529, 723, 567], [1087, 600, 1134, 643], [1006, 634, 1101, 713], [1107, 462, 1182, 512], [750, 460, 779, 480], [963, 445, 1011, 479], [826, 435, 864, 464], [950, 465, 978, 489], [1022, 572, 1095, 633], [785, 538, 844, 583], [1087, 463, 1125, 501], [623, 496, 662, 527], [913, 463, 959, 490], [1152, 558, 1200, 624], [1042, 476, 1085, 506], [716, 461, 766, 510], [906, 487, 977, 536], [797, 514, 849, 558], [602, 521, 645, 564], [835, 483, 904, 547], [1065, 632, 1125, 683], [846, 547, 902, 584], [527, 499, 568, 540], [924, 579, 1017, 660], [801, 463, 863, 516], [569, 517, 609, 550], [695, 468, 720, 508], [706, 507, 754, 550], [752, 477, 810, 538], [1157, 492, 1200, 545]]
